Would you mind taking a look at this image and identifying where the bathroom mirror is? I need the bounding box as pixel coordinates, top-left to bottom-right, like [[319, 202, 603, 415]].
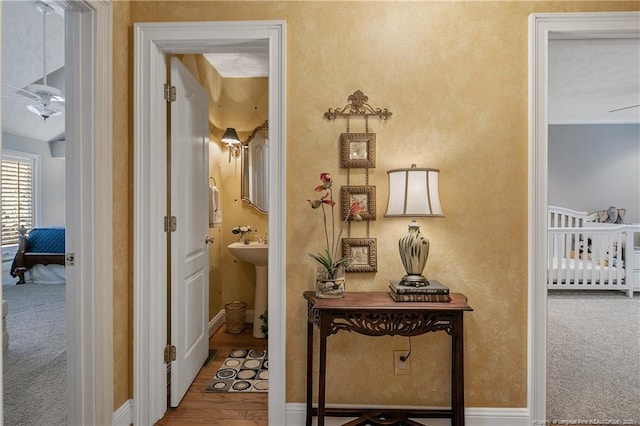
[[241, 120, 269, 213]]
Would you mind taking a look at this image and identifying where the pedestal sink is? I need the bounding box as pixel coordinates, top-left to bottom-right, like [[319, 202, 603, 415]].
[[227, 242, 268, 338]]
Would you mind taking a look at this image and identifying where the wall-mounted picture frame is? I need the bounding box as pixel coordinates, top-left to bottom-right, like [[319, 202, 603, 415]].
[[341, 186, 376, 221], [340, 133, 376, 169], [342, 238, 377, 272]]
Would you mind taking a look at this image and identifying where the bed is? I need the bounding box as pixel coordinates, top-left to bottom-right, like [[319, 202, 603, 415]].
[[547, 206, 638, 298], [10, 227, 65, 284]]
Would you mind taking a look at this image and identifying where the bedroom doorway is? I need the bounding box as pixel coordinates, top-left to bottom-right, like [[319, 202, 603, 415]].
[[133, 21, 286, 425], [1, 4, 67, 422], [0, 1, 112, 425], [528, 11, 640, 424]]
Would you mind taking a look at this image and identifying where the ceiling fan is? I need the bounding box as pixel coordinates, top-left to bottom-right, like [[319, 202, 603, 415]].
[[608, 104, 640, 113], [4, 1, 64, 121]]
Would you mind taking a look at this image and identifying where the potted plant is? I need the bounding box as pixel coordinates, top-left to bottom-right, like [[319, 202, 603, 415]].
[[307, 172, 364, 298]]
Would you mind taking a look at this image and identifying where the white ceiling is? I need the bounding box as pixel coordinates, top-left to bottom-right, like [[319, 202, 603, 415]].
[[549, 38, 640, 125], [1, 7, 638, 144], [204, 52, 269, 78], [1, 1, 65, 143]]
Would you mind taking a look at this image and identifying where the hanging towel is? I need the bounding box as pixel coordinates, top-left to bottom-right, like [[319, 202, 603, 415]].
[[209, 185, 222, 227]]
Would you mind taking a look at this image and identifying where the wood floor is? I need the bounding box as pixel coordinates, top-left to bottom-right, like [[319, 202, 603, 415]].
[[155, 324, 269, 425], [154, 326, 615, 426]]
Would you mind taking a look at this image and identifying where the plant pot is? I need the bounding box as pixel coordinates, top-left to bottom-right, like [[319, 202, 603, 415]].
[[315, 267, 345, 298]]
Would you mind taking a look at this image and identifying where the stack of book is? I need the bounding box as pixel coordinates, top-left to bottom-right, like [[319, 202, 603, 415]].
[[388, 279, 451, 302]]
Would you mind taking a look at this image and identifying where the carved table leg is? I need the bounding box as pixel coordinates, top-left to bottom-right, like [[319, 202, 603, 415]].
[[318, 314, 329, 426], [451, 313, 465, 426], [306, 313, 314, 426]]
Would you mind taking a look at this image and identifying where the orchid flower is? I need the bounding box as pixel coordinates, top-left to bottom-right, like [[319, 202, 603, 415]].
[[307, 173, 366, 279]]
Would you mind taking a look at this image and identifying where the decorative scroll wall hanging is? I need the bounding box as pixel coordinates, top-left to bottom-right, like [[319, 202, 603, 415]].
[[324, 90, 393, 121], [324, 90, 393, 273]]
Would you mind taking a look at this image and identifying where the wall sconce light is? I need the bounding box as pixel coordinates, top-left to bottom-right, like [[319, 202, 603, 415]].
[[221, 127, 241, 162], [384, 164, 444, 287]]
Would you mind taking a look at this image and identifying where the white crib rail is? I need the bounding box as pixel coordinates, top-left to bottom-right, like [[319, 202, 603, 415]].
[[548, 225, 629, 292], [548, 205, 597, 228]]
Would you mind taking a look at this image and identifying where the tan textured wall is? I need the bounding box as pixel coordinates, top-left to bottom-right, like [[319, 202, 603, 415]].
[[113, 0, 132, 410], [115, 0, 640, 409]]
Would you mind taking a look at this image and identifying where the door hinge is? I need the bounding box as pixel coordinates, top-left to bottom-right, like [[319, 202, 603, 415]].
[[65, 253, 75, 266], [164, 216, 177, 232], [164, 83, 176, 102], [164, 344, 177, 363]]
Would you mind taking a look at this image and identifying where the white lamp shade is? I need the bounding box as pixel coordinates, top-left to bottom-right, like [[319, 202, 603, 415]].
[[385, 167, 444, 217]]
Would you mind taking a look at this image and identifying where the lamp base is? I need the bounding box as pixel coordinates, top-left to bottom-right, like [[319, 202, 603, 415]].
[[398, 219, 431, 288], [400, 274, 429, 287]]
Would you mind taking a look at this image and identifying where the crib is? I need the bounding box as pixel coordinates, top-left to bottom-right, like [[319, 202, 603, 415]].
[[547, 206, 637, 298]]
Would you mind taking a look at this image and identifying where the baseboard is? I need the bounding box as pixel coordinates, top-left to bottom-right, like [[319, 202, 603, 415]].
[[116, 399, 528, 425], [285, 403, 529, 426], [113, 399, 133, 426], [464, 407, 530, 425], [209, 309, 226, 338], [209, 308, 255, 337]]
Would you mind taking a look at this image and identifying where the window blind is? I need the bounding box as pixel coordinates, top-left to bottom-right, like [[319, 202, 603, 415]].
[[1, 157, 34, 246]]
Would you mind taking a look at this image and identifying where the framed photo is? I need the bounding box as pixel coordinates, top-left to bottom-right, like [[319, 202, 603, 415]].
[[341, 186, 376, 221], [342, 238, 377, 272], [340, 133, 376, 169]]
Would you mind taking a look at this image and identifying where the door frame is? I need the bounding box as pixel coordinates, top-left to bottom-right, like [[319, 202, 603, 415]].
[[64, 2, 114, 424], [528, 11, 640, 423], [0, 1, 113, 424], [133, 21, 287, 425]]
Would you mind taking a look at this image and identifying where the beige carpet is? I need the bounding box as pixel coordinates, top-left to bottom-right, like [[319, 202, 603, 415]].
[[2, 284, 66, 426], [547, 291, 640, 425]]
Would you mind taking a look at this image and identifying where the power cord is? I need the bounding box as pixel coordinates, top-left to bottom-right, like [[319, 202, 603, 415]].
[[400, 336, 412, 362]]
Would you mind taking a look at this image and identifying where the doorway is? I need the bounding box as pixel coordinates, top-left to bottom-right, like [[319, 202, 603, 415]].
[[1, 4, 66, 422], [133, 21, 286, 425], [0, 1, 113, 425], [528, 11, 640, 424]]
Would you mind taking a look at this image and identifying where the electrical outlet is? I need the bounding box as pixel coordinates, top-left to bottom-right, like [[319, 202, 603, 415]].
[[393, 350, 410, 375]]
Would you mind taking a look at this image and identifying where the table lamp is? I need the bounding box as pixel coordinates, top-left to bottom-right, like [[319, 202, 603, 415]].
[[384, 164, 444, 286]]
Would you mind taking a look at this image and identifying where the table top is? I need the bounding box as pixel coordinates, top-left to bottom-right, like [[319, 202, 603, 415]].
[[304, 291, 473, 312]]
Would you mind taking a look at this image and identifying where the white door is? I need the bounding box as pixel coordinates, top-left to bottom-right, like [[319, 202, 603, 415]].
[[169, 57, 210, 406]]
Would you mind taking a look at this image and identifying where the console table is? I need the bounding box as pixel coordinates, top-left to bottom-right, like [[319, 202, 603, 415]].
[[304, 291, 473, 426]]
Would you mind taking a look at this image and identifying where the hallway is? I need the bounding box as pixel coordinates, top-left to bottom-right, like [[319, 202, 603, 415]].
[[156, 324, 268, 425]]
